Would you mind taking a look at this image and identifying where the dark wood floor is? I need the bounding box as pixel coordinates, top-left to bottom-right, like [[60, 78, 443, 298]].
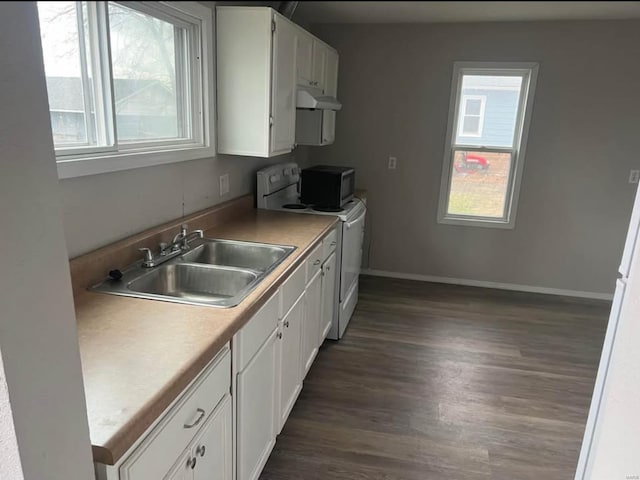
[[260, 276, 610, 480]]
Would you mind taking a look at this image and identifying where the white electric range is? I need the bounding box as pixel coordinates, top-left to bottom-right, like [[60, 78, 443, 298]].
[[257, 162, 366, 340]]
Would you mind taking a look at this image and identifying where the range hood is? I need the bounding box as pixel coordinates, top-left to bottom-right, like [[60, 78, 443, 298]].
[[296, 86, 342, 111]]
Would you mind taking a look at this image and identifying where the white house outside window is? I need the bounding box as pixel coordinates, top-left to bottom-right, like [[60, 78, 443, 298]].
[[458, 95, 486, 137], [36, 1, 214, 178], [438, 62, 538, 229]]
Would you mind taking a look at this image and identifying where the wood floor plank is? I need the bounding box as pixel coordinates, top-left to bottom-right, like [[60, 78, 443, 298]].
[[259, 276, 609, 480]]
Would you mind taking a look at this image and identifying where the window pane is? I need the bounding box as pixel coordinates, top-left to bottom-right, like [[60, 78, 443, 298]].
[[465, 98, 482, 116], [108, 2, 185, 142], [456, 75, 523, 147], [462, 116, 481, 135], [447, 150, 513, 218], [38, 1, 96, 147]]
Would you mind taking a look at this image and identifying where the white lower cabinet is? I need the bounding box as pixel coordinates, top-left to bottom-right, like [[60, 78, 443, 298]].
[[236, 328, 278, 480], [96, 232, 338, 480], [276, 293, 304, 433], [166, 395, 232, 480], [302, 269, 322, 377], [95, 347, 232, 480], [320, 251, 337, 342]]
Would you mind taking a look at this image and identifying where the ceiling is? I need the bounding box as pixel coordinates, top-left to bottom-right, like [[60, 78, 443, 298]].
[[294, 1, 640, 24]]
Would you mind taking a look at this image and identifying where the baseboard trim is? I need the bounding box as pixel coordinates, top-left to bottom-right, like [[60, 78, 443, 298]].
[[360, 269, 614, 301]]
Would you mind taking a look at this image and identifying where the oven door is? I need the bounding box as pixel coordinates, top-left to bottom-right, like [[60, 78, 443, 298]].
[[340, 203, 366, 301]]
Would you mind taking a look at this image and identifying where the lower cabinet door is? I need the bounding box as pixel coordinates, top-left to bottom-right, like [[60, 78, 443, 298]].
[[165, 451, 192, 480], [277, 293, 304, 433], [237, 329, 278, 480], [192, 395, 232, 480], [320, 252, 337, 342], [302, 270, 322, 377]]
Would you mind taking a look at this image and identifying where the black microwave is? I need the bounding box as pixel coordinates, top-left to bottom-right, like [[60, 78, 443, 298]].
[[300, 165, 355, 208]]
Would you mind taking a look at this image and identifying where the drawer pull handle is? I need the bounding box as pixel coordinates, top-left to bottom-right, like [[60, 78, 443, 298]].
[[197, 445, 206, 457], [313, 260, 321, 266], [330, 241, 336, 246], [184, 408, 206, 429]]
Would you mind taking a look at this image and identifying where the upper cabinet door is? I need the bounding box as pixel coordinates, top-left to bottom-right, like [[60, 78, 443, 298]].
[[270, 14, 297, 156], [312, 40, 327, 91], [324, 48, 339, 97], [296, 30, 314, 87], [320, 48, 339, 145]]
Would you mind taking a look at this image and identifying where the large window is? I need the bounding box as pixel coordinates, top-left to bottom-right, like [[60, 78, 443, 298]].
[[438, 62, 538, 228], [37, 1, 213, 178]]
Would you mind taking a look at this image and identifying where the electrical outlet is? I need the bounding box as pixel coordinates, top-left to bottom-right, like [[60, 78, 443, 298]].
[[629, 170, 640, 184], [388, 156, 397, 170], [219, 173, 230, 196]]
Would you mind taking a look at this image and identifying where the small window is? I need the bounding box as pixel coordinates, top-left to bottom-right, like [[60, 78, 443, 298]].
[[459, 95, 486, 137], [438, 62, 538, 228], [37, 1, 213, 178]]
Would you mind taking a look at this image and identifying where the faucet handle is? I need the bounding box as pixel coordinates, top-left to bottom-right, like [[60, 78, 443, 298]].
[[159, 242, 168, 255], [181, 224, 188, 234], [138, 247, 154, 265]]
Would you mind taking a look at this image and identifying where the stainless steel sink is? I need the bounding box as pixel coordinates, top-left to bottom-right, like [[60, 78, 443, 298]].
[[127, 263, 258, 306], [91, 238, 296, 308], [180, 239, 294, 272]]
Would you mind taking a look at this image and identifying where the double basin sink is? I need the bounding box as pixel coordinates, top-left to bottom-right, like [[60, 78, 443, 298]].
[[92, 239, 296, 308]]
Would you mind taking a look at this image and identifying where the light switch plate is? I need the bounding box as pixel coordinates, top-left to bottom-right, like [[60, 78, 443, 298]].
[[629, 170, 640, 184], [388, 156, 397, 170], [220, 173, 230, 196]]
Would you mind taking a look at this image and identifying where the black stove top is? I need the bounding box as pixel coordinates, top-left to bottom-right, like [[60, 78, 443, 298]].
[[312, 205, 344, 213]]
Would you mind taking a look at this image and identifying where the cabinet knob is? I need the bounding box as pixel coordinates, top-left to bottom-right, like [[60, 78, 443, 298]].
[[277, 331, 283, 339], [284, 320, 290, 328], [196, 445, 206, 457], [187, 457, 197, 469], [314, 259, 321, 266]]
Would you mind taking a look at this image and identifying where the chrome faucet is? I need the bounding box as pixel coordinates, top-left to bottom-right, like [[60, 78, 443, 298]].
[[138, 224, 204, 268], [172, 224, 204, 251]]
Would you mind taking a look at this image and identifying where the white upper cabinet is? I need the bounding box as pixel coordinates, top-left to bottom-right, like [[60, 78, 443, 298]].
[[218, 7, 340, 155], [296, 31, 334, 92], [296, 30, 314, 87], [311, 40, 327, 90], [322, 48, 339, 144], [217, 8, 296, 157]]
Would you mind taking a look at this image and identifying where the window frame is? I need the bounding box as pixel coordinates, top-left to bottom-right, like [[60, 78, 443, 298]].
[[43, 1, 215, 179], [458, 94, 486, 138], [437, 62, 538, 229]]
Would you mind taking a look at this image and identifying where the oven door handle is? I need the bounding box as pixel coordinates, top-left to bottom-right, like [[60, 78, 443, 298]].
[[345, 210, 366, 230]]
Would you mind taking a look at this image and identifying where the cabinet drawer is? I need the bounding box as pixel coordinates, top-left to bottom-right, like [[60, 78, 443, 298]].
[[119, 346, 231, 480], [322, 228, 338, 260], [281, 260, 305, 318], [234, 292, 279, 373], [305, 242, 323, 284]]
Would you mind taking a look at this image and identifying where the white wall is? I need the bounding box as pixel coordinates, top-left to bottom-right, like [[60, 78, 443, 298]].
[[61, 150, 308, 257], [311, 20, 640, 296], [0, 3, 94, 479]]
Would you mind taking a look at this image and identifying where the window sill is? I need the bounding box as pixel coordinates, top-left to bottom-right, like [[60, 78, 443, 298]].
[[438, 215, 516, 229], [56, 144, 216, 179]]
